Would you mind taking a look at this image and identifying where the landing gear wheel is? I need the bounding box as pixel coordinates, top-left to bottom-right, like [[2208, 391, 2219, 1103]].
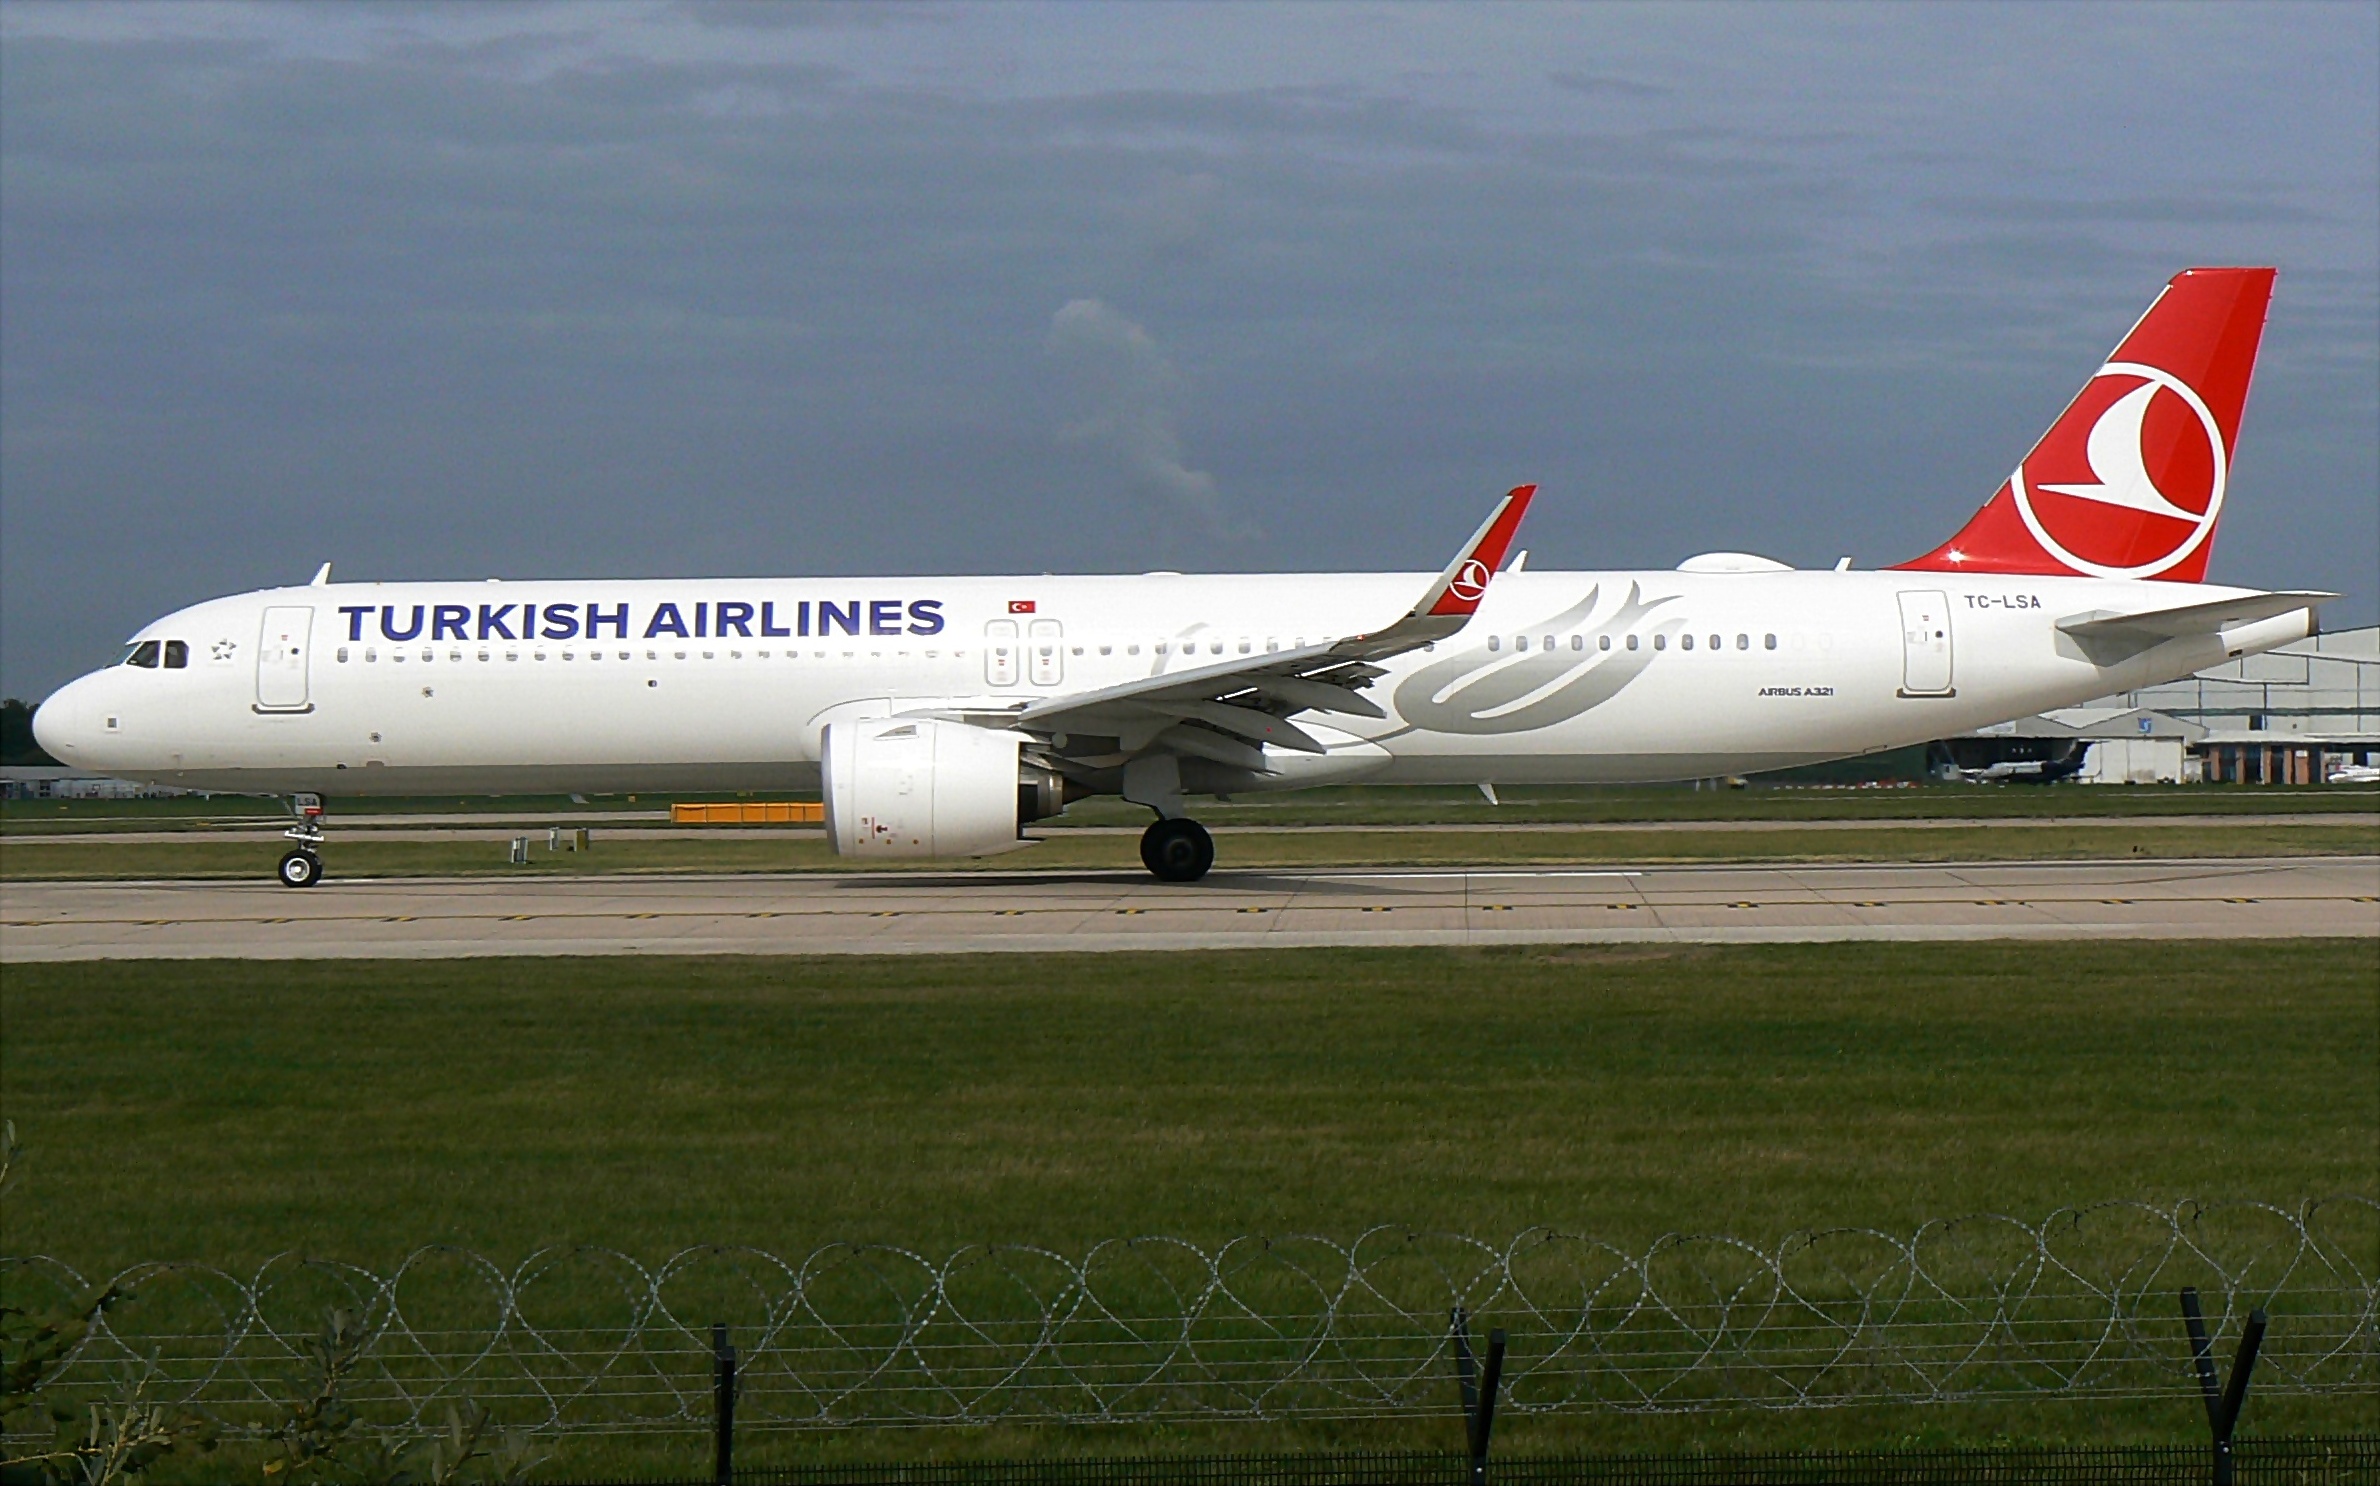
[[277, 849, 324, 888], [1140, 818, 1214, 883]]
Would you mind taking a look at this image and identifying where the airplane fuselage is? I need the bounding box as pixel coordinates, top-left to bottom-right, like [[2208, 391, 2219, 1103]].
[[34, 568, 2310, 797]]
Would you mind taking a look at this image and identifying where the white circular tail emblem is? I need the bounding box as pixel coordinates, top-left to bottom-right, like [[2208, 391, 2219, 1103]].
[[1447, 559, 1492, 603], [2012, 360, 2226, 580]]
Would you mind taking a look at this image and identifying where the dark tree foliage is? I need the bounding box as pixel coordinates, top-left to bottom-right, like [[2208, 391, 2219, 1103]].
[[1, 699, 59, 766]]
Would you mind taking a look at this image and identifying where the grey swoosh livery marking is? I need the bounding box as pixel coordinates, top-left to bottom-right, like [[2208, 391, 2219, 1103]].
[[1389, 583, 1681, 735]]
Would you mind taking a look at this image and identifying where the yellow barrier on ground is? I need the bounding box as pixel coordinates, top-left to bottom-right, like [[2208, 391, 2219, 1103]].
[[670, 801, 825, 825]]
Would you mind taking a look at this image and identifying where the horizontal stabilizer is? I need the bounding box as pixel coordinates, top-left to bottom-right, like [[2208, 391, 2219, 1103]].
[[2056, 590, 2333, 641]]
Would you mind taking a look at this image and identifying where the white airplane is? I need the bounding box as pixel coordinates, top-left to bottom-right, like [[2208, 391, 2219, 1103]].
[[34, 267, 2334, 886]]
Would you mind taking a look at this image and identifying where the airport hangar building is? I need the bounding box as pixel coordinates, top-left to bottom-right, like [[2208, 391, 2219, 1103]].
[[1946, 625, 2380, 786]]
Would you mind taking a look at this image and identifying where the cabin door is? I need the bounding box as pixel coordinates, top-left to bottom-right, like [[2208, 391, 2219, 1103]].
[[256, 606, 315, 712], [1896, 590, 1954, 697]]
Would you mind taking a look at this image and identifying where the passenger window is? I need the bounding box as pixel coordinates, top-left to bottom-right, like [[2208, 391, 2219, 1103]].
[[1488, 636, 1501, 652], [1598, 635, 1611, 651], [1765, 633, 1778, 650], [1571, 635, 1584, 651], [1681, 634, 1694, 651], [366, 648, 379, 662], [1543, 636, 1554, 651], [1709, 634, 1721, 651], [1654, 634, 1667, 651], [163, 640, 188, 669], [124, 641, 161, 668], [1626, 634, 1639, 651], [1737, 634, 1749, 650]]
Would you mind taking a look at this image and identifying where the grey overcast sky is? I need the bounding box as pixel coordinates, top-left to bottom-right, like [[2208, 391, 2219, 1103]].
[[3, 1, 2374, 699]]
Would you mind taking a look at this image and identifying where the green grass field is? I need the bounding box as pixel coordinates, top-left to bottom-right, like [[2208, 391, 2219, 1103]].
[[4, 781, 2371, 835], [2, 821, 2372, 880], [2, 941, 2372, 1467]]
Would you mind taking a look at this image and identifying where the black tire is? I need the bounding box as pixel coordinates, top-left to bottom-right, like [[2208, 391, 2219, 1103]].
[[277, 850, 323, 888], [1139, 818, 1214, 883]]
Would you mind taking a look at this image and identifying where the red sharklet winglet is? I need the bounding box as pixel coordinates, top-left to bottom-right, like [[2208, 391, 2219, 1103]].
[[1423, 484, 1536, 617], [1895, 268, 2274, 584]]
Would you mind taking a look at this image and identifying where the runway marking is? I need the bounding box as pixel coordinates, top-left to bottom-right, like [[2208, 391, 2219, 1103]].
[[1236, 907, 1268, 914], [1480, 905, 1512, 912]]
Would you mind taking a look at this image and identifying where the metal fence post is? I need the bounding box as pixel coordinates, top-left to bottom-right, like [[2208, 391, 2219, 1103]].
[[1451, 1307, 1508, 1485], [2181, 1285, 2267, 1486], [712, 1321, 737, 1486]]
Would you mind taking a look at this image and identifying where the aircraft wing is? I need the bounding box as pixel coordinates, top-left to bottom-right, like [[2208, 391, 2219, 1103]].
[[2056, 589, 2335, 642], [926, 485, 1533, 770]]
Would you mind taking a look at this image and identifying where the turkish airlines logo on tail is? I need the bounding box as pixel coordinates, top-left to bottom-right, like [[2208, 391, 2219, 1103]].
[[1446, 560, 1492, 603], [2011, 360, 2227, 580]]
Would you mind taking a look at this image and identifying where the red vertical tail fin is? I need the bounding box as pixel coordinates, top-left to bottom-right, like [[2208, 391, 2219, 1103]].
[[1895, 267, 2274, 583]]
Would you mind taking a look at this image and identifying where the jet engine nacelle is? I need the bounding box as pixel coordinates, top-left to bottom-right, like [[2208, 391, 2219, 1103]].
[[822, 718, 1061, 858]]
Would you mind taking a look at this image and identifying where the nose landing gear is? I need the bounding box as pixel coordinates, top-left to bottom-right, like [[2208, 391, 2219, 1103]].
[[1139, 817, 1214, 883], [278, 793, 326, 887]]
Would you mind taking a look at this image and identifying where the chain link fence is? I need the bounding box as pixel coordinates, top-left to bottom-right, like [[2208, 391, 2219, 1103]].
[[6, 1199, 2373, 1440]]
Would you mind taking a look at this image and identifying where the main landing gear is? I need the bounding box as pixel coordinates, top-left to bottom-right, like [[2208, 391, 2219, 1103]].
[[1140, 818, 1214, 883], [277, 793, 326, 888]]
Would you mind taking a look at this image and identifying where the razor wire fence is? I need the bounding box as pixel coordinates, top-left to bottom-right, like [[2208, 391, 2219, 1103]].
[[5, 1198, 2373, 1442]]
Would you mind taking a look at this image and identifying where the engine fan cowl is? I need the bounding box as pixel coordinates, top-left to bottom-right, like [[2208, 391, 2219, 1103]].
[[822, 718, 1045, 858]]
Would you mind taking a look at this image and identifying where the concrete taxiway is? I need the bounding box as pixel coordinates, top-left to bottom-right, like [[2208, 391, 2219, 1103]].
[[2, 856, 2371, 960]]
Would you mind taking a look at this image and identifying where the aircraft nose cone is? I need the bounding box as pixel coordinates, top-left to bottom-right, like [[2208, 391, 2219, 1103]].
[[31, 681, 90, 763]]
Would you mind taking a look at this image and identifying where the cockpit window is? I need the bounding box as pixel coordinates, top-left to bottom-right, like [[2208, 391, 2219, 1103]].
[[122, 640, 162, 668], [163, 640, 188, 669]]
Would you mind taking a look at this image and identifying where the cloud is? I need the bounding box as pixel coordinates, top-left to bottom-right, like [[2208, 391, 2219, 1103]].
[[0, 7, 2371, 697], [1045, 298, 1249, 542], [1546, 69, 1669, 100]]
